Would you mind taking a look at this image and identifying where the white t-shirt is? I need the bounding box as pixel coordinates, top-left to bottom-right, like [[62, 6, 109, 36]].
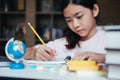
[[35, 30, 107, 60]]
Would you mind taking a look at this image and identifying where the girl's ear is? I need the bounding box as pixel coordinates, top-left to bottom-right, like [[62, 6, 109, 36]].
[[93, 4, 99, 17]]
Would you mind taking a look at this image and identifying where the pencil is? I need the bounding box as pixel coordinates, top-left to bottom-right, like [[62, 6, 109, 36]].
[[28, 22, 46, 46]]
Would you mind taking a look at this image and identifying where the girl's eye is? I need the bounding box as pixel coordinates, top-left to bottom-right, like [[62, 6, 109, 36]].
[[77, 15, 83, 19], [66, 20, 72, 23]]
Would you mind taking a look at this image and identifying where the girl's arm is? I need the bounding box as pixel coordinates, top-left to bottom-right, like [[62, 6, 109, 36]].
[[24, 47, 36, 60]]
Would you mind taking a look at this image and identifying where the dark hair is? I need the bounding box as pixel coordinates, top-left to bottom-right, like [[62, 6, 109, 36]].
[[61, 0, 99, 49]]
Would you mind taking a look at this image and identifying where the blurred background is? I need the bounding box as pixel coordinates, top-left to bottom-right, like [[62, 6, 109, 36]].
[[0, 0, 120, 56]]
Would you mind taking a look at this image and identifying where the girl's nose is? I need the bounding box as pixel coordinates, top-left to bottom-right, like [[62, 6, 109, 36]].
[[73, 19, 80, 28]]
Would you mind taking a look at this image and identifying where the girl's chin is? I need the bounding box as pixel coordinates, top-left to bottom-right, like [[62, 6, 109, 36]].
[[77, 33, 86, 37]]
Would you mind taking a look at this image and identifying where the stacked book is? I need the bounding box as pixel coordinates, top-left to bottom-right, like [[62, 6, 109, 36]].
[[106, 50, 120, 79], [105, 30, 120, 79]]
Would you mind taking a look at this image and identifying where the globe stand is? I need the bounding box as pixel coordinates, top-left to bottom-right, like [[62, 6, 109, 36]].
[[10, 62, 25, 69]]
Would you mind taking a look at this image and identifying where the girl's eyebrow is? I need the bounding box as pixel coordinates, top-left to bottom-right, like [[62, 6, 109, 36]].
[[73, 11, 83, 16], [65, 11, 83, 19]]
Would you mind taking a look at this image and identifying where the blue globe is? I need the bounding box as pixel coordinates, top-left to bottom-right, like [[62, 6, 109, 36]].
[[5, 38, 26, 62], [5, 38, 26, 69]]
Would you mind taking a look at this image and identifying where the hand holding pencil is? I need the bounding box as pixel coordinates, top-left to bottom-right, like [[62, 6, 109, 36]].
[[27, 22, 56, 61]]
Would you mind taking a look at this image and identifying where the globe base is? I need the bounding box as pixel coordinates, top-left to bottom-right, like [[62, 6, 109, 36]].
[[10, 62, 25, 69]]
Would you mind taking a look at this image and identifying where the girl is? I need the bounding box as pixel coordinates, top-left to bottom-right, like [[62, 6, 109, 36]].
[[24, 0, 107, 63]]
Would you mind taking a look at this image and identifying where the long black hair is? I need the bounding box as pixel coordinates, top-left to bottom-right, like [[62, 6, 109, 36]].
[[60, 0, 99, 49]]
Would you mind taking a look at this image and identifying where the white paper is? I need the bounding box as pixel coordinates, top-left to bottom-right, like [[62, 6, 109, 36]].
[[23, 60, 65, 64]]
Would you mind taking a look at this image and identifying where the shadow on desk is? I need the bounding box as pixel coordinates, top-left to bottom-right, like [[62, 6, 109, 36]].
[[0, 77, 37, 80]]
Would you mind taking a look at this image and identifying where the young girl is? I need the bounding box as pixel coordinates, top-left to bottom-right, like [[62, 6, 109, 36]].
[[24, 0, 107, 63]]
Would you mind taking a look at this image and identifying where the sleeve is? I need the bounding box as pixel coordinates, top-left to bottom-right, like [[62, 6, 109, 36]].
[[99, 30, 107, 54], [33, 44, 41, 48]]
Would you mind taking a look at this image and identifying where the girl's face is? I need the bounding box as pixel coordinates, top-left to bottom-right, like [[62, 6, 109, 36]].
[[63, 3, 99, 40]]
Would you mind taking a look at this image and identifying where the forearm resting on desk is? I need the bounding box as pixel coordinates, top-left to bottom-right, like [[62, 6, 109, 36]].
[[73, 52, 106, 63], [24, 47, 36, 60]]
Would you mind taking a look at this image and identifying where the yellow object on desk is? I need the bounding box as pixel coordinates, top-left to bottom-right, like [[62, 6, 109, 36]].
[[28, 22, 46, 46], [67, 60, 96, 66], [67, 60, 100, 71]]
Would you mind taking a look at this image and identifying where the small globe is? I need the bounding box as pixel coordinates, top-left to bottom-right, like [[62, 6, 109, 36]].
[[5, 38, 26, 62], [5, 38, 26, 69]]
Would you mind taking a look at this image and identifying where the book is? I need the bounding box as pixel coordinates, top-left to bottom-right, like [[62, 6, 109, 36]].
[[0, 56, 12, 67], [17, 0, 24, 11], [107, 65, 120, 79], [41, 0, 52, 11], [105, 51, 120, 64], [106, 31, 120, 49]]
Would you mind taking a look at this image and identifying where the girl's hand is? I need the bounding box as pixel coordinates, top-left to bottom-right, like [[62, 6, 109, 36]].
[[24, 45, 56, 61], [72, 52, 106, 63], [34, 45, 56, 61]]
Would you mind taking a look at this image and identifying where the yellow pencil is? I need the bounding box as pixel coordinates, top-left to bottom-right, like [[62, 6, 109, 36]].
[[28, 22, 46, 46]]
